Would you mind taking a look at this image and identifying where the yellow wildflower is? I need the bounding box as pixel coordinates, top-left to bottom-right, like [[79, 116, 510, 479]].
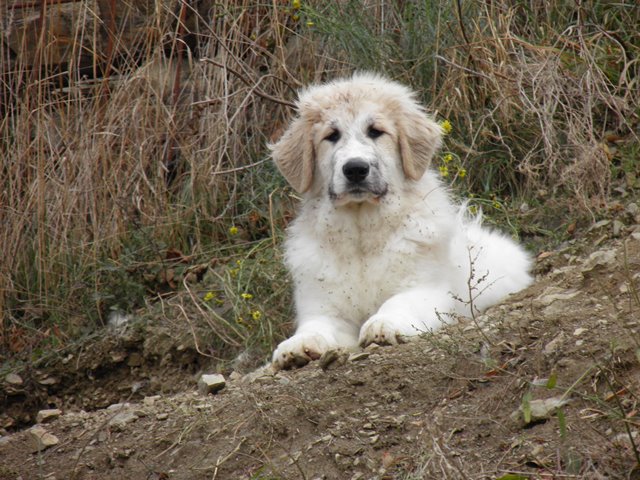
[[292, 0, 301, 9], [457, 168, 467, 178], [440, 119, 452, 135], [306, 21, 315, 27], [438, 165, 449, 177], [251, 310, 262, 321], [241, 293, 253, 300], [443, 153, 453, 163], [469, 205, 478, 215], [493, 201, 501, 209], [203, 291, 215, 302], [229, 226, 238, 235]]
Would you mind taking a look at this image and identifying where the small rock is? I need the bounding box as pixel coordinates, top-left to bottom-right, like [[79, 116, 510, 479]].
[[110, 351, 127, 363], [143, 395, 161, 407], [626, 202, 639, 217], [513, 396, 569, 425], [156, 413, 169, 421], [348, 352, 371, 362], [197, 373, 226, 395], [4, 373, 23, 385], [573, 327, 587, 336], [37, 376, 59, 386], [589, 219, 611, 231], [582, 249, 616, 274], [543, 333, 565, 356], [319, 349, 348, 370], [534, 288, 580, 307], [28, 425, 59, 452], [108, 411, 139, 429], [126, 352, 143, 367], [36, 409, 62, 424], [613, 220, 625, 237]]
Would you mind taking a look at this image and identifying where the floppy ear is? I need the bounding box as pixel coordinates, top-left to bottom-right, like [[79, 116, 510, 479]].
[[269, 116, 315, 193], [397, 109, 443, 180]]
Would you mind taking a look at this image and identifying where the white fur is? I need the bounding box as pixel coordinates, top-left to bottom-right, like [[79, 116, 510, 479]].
[[270, 73, 532, 369]]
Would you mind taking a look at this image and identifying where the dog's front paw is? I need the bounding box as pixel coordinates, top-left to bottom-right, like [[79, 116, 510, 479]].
[[359, 314, 422, 348], [272, 333, 332, 370]]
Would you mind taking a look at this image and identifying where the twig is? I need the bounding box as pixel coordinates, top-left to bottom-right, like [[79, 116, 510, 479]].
[[199, 58, 296, 109], [209, 158, 270, 176]]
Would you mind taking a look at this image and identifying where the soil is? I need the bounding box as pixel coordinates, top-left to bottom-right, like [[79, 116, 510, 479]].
[[2, 218, 640, 479]]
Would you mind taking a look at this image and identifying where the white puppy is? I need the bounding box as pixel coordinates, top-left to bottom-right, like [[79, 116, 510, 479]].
[[270, 73, 532, 369]]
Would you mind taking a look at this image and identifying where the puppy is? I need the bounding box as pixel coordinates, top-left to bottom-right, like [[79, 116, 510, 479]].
[[270, 73, 532, 369]]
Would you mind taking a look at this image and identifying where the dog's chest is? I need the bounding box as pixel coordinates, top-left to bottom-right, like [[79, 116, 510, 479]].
[[310, 225, 420, 317]]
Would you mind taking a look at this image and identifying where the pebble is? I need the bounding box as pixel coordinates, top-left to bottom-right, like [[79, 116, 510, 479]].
[[143, 395, 161, 407], [581, 249, 616, 273], [37, 376, 59, 386], [513, 397, 569, 425], [108, 409, 139, 429], [613, 220, 625, 237], [543, 333, 565, 356], [197, 373, 226, 395], [348, 352, 371, 362], [4, 373, 23, 385], [126, 352, 143, 367], [36, 409, 62, 424], [28, 425, 59, 452], [573, 327, 587, 336]]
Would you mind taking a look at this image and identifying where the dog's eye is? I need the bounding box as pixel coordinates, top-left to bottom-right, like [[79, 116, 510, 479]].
[[367, 126, 384, 139], [324, 130, 341, 143]]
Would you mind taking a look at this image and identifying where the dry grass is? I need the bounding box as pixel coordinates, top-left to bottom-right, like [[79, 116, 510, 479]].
[[1, 0, 638, 361]]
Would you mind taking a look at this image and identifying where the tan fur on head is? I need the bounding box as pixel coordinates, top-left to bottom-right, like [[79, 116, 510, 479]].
[[270, 73, 443, 192], [269, 116, 315, 194], [396, 104, 443, 181]]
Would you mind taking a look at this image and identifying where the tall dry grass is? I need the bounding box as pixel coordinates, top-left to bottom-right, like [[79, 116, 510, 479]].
[[1, 0, 638, 360]]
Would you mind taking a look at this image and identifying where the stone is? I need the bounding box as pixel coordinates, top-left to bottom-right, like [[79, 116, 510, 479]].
[[36, 409, 62, 424], [543, 333, 565, 356], [108, 411, 139, 430], [197, 373, 226, 395], [534, 287, 580, 307], [514, 397, 569, 425], [348, 352, 371, 362], [28, 425, 59, 452], [37, 376, 59, 386], [4, 373, 23, 385], [582, 249, 616, 274], [613, 220, 625, 237], [126, 352, 143, 367], [143, 395, 161, 407]]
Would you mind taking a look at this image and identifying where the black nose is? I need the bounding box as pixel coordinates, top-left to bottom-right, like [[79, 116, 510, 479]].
[[342, 159, 370, 183]]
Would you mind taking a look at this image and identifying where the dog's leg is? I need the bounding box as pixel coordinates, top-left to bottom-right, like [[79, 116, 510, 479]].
[[358, 288, 455, 347]]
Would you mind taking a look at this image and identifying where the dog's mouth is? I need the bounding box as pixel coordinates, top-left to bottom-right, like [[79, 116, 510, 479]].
[[329, 184, 388, 205]]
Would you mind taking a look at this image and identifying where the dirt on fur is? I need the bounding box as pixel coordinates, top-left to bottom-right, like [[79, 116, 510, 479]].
[[2, 220, 640, 479]]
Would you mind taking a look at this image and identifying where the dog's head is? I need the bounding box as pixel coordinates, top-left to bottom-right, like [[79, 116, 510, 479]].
[[269, 73, 443, 206]]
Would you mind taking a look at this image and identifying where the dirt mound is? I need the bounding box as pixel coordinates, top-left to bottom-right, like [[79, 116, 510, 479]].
[[1, 224, 640, 479]]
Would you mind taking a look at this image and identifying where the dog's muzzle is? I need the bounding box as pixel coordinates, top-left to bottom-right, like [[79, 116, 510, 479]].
[[329, 157, 388, 203]]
